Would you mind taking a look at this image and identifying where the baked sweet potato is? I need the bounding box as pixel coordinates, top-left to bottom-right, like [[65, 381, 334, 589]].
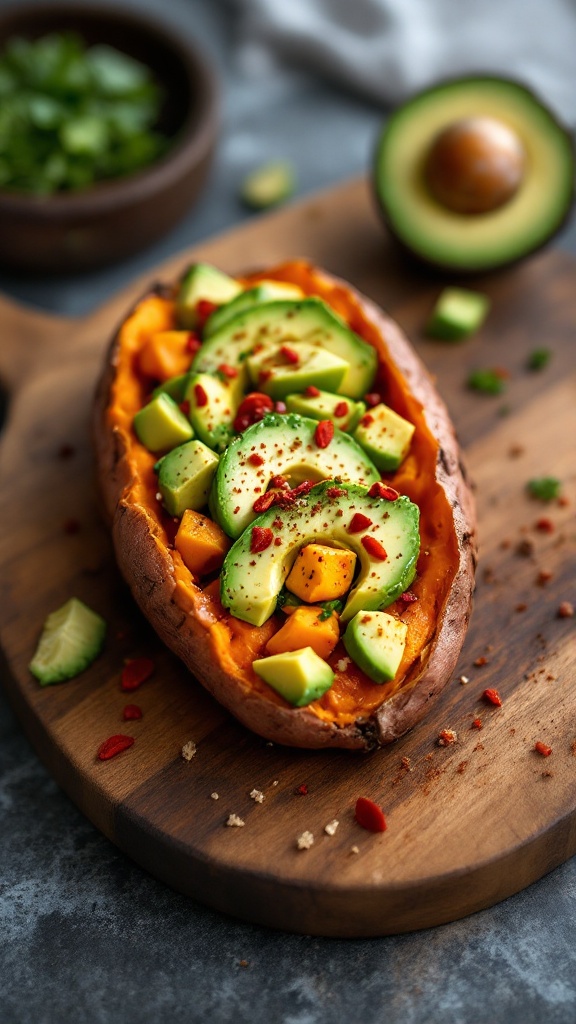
[[94, 261, 476, 750]]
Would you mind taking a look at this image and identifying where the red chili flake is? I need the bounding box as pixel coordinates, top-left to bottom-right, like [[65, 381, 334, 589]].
[[233, 392, 274, 432], [438, 729, 457, 746], [536, 570, 553, 586], [557, 601, 574, 618], [250, 526, 273, 553], [274, 401, 287, 414], [280, 345, 299, 364], [334, 401, 349, 417], [348, 512, 373, 533], [361, 535, 388, 560], [63, 518, 80, 535], [194, 383, 208, 407], [259, 369, 272, 384], [122, 704, 143, 721], [186, 332, 202, 353], [558, 495, 570, 507], [195, 299, 219, 326], [364, 392, 381, 408], [474, 656, 488, 667], [534, 741, 552, 757], [97, 734, 134, 761], [327, 486, 347, 498], [295, 783, 308, 795], [304, 385, 320, 397], [400, 590, 418, 604], [290, 479, 316, 498], [355, 797, 387, 833], [252, 492, 276, 514], [270, 475, 289, 489], [536, 517, 554, 533], [482, 688, 502, 707], [516, 603, 527, 612], [315, 420, 334, 449], [368, 481, 399, 501], [121, 657, 155, 691], [218, 363, 238, 379], [471, 718, 483, 729], [58, 443, 75, 459], [179, 399, 190, 416], [359, 414, 374, 427], [248, 453, 265, 467]]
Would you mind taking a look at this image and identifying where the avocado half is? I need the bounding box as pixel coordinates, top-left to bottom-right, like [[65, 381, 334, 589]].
[[374, 76, 575, 272]]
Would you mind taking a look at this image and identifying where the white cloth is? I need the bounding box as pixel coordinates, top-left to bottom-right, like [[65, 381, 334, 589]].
[[234, 0, 576, 124]]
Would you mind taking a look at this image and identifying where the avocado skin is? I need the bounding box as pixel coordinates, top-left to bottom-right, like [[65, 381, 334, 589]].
[[373, 74, 575, 274]]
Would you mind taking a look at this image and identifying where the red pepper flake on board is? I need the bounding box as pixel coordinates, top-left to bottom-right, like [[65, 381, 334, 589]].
[[280, 345, 299, 364], [536, 570, 553, 586], [295, 783, 308, 796], [361, 535, 388, 560], [535, 517, 555, 533], [248, 453, 265, 467], [334, 401, 349, 417], [348, 512, 373, 533], [471, 718, 483, 729], [368, 481, 399, 501], [186, 332, 202, 353], [304, 385, 320, 397], [534, 741, 552, 757], [557, 601, 574, 619], [97, 734, 134, 761], [122, 704, 143, 721], [250, 526, 273, 553], [218, 363, 239, 379], [474, 656, 488, 667], [438, 729, 457, 746], [194, 383, 208, 408], [315, 420, 334, 449], [482, 688, 502, 707], [364, 392, 381, 407], [121, 657, 154, 691], [355, 797, 387, 833]]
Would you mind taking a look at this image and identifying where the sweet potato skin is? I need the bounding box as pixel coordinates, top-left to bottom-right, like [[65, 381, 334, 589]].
[[93, 264, 476, 750]]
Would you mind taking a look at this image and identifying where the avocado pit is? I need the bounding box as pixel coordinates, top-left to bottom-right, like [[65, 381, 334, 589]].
[[424, 116, 526, 214]]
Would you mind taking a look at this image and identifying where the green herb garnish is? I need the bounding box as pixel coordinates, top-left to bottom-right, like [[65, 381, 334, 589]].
[[0, 33, 167, 194], [317, 599, 344, 621], [467, 369, 507, 395], [527, 348, 551, 371], [276, 588, 300, 611], [527, 477, 561, 501]]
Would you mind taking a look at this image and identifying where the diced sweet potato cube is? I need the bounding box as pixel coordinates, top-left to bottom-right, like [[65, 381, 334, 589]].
[[266, 606, 340, 660], [139, 331, 193, 382], [285, 544, 356, 603], [175, 510, 230, 576]]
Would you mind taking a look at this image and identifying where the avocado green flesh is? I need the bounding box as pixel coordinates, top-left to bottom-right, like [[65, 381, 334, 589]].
[[177, 264, 242, 328], [343, 611, 408, 685], [158, 440, 219, 517], [246, 343, 348, 399], [29, 598, 106, 686], [285, 390, 366, 432], [375, 76, 575, 271], [192, 298, 377, 399], [213, 413, 380, 539], [252, 647, 334, 706], [204, 282, 302, 337], [185, 371, 245, 453], [426, 287, 490, 340], [220, 482, 420, 627], [133, 393, 193, 453]]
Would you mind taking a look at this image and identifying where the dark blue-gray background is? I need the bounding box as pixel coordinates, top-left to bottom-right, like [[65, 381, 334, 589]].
[[1, 1, 575, 1021]]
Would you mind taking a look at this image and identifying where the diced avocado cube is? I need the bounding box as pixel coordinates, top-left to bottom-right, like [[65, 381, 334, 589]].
[[353, 403, 415, 471], [152, 372, 191, 404], [133, 393, 194, 453], [285, 389, 366, 432], [343, 611, 407, 684], [158, 439, 219, 517], [426, 287, 490, 340], [240, 160, 295, 209], [252, 647, 334, 706], [246, 343, 348, 399], [29, 597, 106, 685], [177, 263, 242, 329]]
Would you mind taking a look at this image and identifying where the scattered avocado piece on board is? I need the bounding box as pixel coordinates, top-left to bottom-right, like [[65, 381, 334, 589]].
[[240, 160, 296, 209], [467, 368, 507, 395], [426, 287, 490, 340], [252, 647, 334, 706], [29, 598, 106, 685], [526, 477, 561, 501], [374, 75, 575, 272]]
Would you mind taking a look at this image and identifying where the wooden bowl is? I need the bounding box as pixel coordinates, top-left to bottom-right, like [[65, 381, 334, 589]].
[[0, 2, 219, 273]]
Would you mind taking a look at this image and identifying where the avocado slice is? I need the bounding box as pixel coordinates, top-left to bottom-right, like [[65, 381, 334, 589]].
[[184, 371, 245, 453], [177, 264, 242, 329], [204, 282, 303, 337], [343, 611, 408, 684], [29, 598, 106, 686], [374, 76, 575, 272], [353, 403, 415, 471], [192, 298, 377, 399], [212, 412, 380, 539], [246, 343, 348, 399], [133, 393, 194, 453], [220, 481, 419, 627], [252, 647, 334, 706], [157, 440, 219, 517], [285, 389, 366, 432]]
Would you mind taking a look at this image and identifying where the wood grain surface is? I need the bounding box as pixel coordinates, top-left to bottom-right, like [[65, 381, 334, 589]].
[[0, 178, 575, 937]]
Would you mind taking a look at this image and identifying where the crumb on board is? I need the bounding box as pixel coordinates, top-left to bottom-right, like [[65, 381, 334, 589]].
[[272, 780, 279, 787], [250, 789, 265, 803], [324, 820, 339, 836], [226, 814, 245, 827], [350, 845, 359, 854], [211, 792, 219, 800], [459, 675, 469, 685], [297, 831, 314, 850], [438, 729, 458, 746], [181, 740, 197, 761]]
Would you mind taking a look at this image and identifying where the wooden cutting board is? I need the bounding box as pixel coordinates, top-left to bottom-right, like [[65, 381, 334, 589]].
[[1, 178, 575, 937]]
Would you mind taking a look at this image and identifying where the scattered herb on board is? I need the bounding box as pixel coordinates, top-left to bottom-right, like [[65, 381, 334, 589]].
[[527, 348, 551, 371], [526, 477, 561, 501], [0, 32, 167, 194], [467, 368, 507, 395]]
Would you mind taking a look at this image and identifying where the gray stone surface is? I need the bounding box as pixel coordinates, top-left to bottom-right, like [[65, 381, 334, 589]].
[[1, 1, 576, 1021]]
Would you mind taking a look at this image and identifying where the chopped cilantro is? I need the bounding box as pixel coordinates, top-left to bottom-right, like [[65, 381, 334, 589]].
[[467, 369, 507, 395], [527, 477, 561, 501], [276, 588, 300, 611], [317, 600, 343, 621], [527, 348, 551, 371]]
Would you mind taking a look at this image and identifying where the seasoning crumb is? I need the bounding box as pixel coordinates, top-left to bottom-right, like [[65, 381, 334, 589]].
[[350, 845, 360, 854], [534, 741, 552, 757], [297, 831, 314, 850], [516, 603, 527, 612], [508, 444, 525, 458], [438, 729, 457, 746], [239, 960, 249, 968], [266, 741, 274, 747], [250, 788, 265, 804], [211, 792, 219, 800], [336, 656, 351, 672], [516, 538, 535, 557], [181, 740, 197, 761], [459, 675, 469, 685], [324, 819, 339, 836], [482, 688, 503, 707], [557, 601, 574, 619], [536, 570, 553, 586], [471, 718, 483, 730], [474, 656, 488, 667], [542, 771, 554, 778], [456, 761, 468, 774], [272, 780, 279, 787], [226, 814, 245, 827]]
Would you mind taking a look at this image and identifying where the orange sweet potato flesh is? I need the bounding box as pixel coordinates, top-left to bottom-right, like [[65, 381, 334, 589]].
[[94, 263, 476, 749]]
